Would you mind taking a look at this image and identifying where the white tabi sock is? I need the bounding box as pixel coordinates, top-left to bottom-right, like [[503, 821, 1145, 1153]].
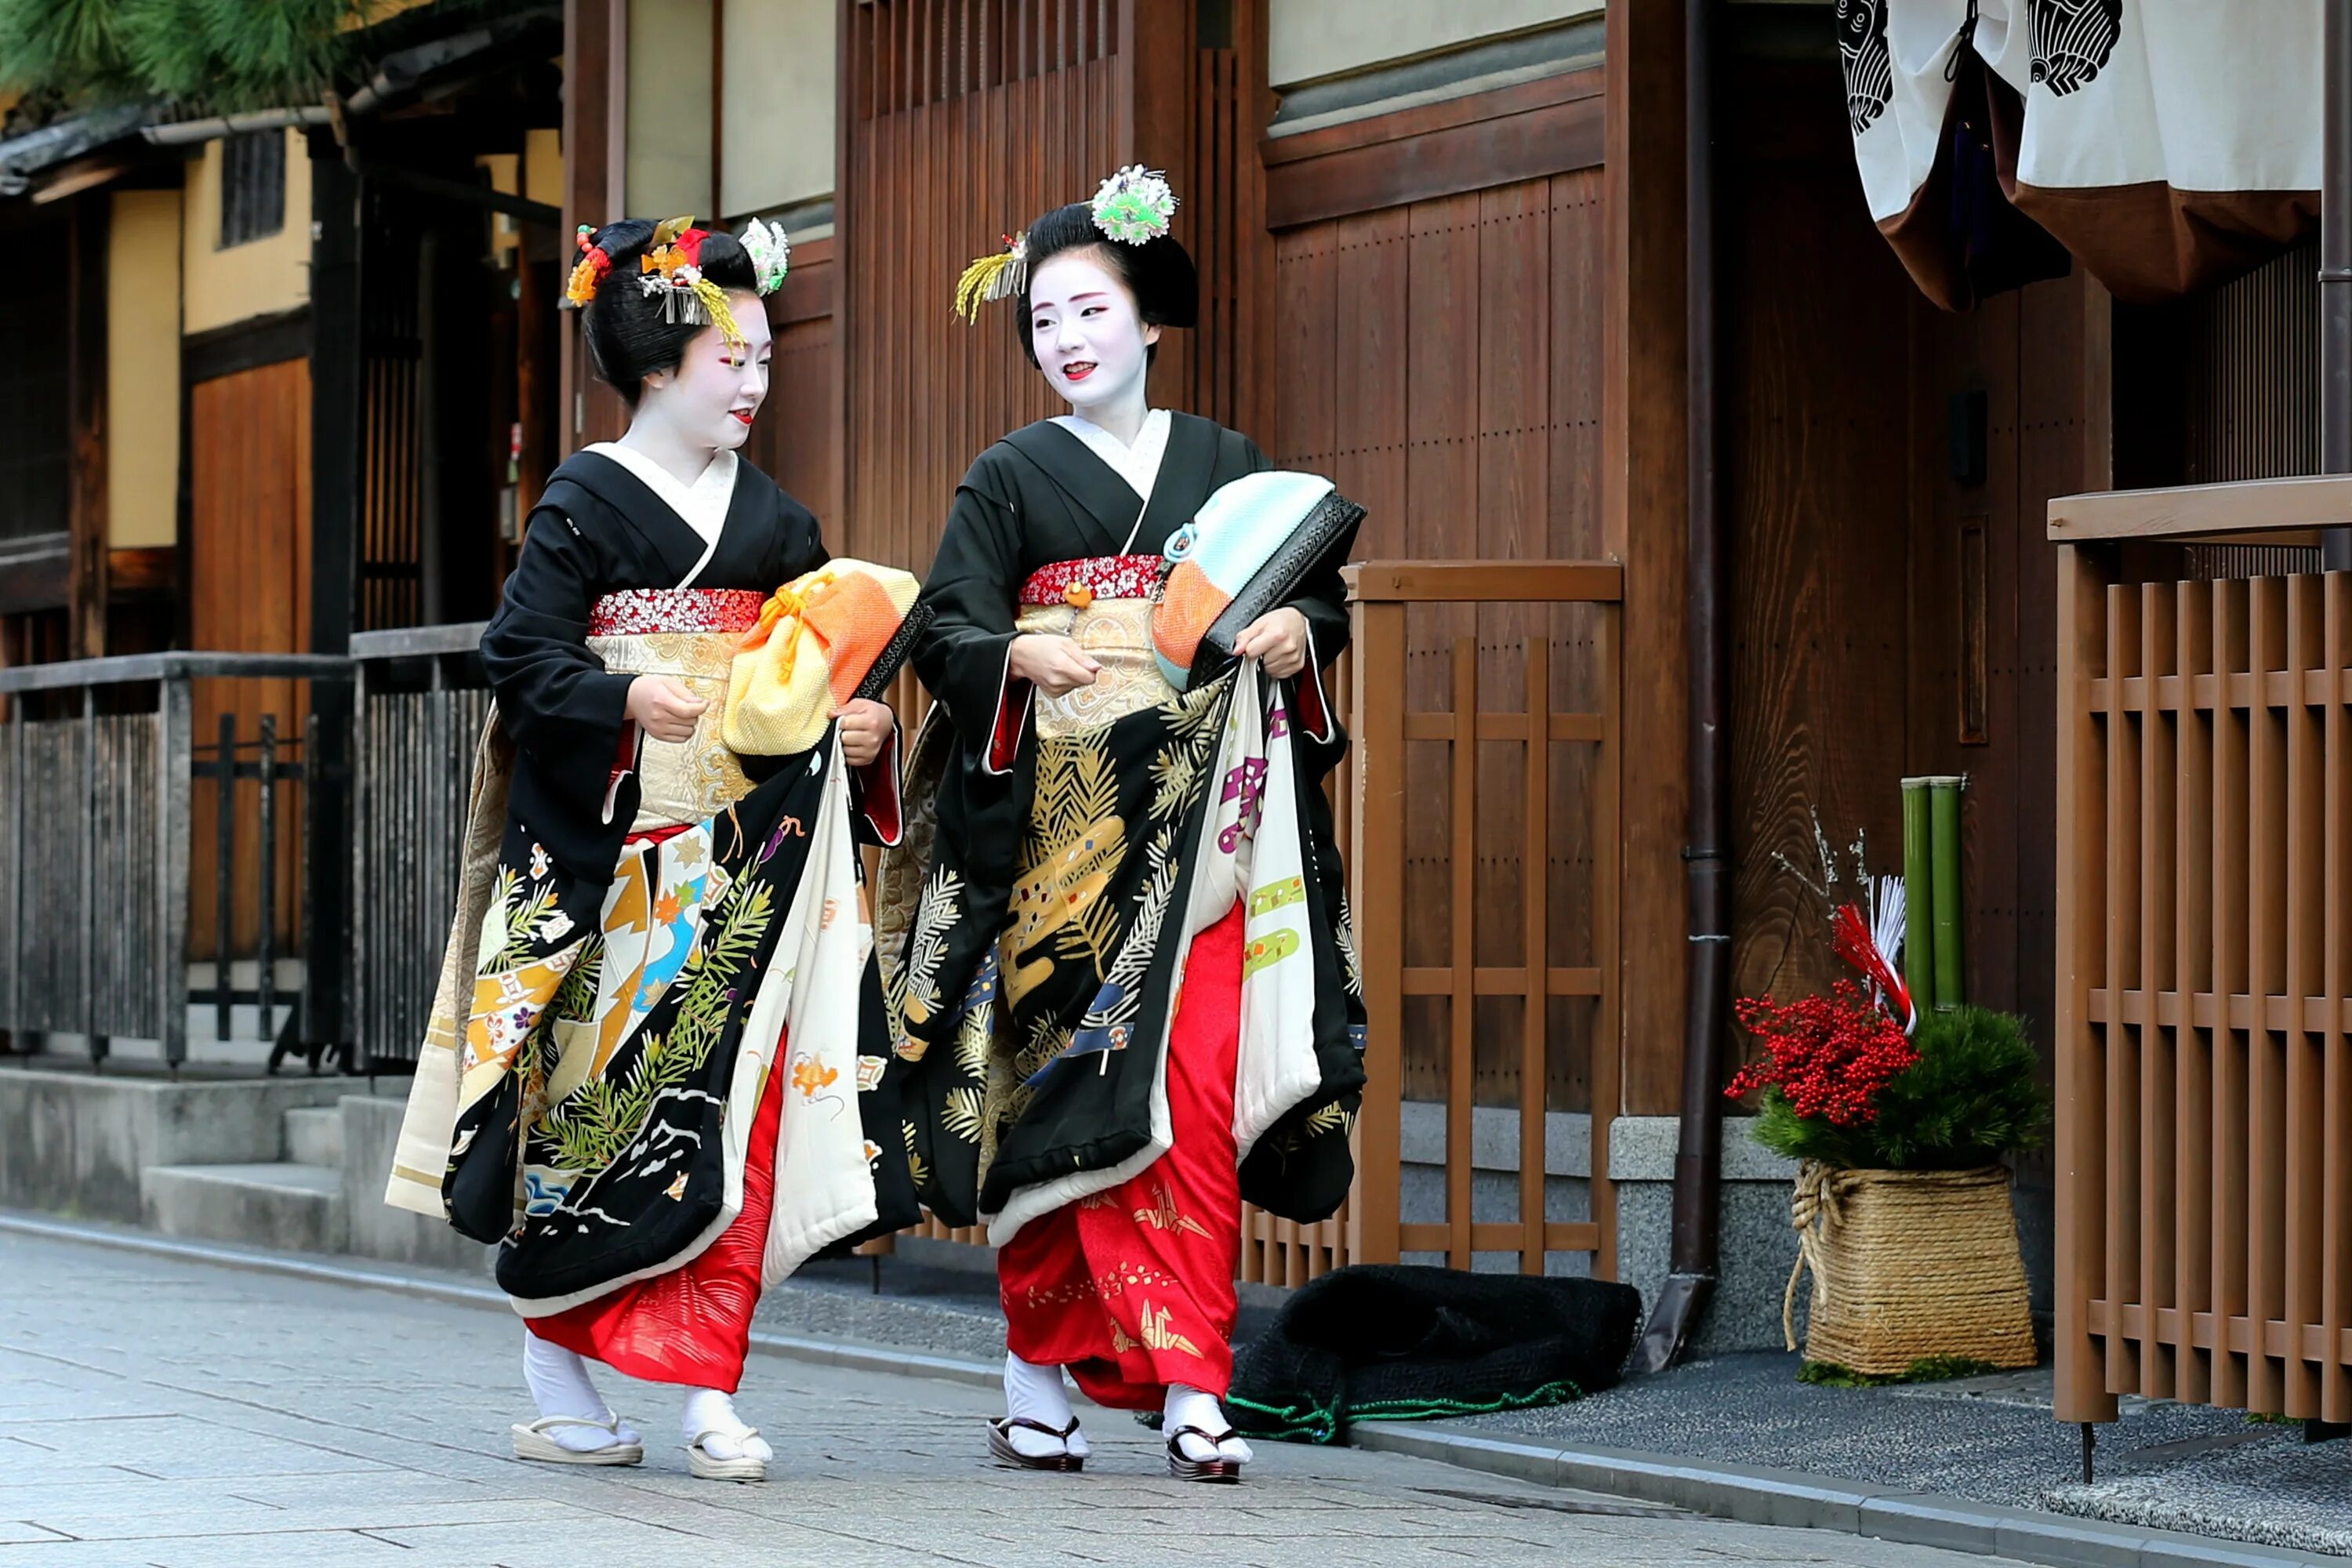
[[521, 1330, 639, 1451], [681, 1387, 772, 1464], [1164, 1384, 1251, 1465], [1002, 1352, 1089, 1460]]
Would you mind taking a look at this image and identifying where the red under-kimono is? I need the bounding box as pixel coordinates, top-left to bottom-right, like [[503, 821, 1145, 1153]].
[[996, 905, 1247, 1408]]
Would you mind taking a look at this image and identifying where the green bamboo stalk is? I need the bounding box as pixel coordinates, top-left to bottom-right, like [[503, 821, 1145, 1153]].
[[1927, 774, 1965, 1011], [1901, 779, 1935, 1012]]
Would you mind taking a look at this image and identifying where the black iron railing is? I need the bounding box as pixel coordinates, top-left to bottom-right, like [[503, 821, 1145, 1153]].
[[0, 652, 354, 1071], [347, 622, 489, 1073]]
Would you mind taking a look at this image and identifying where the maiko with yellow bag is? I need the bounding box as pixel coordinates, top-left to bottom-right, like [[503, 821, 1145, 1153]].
[[723, 560, 923, 756]]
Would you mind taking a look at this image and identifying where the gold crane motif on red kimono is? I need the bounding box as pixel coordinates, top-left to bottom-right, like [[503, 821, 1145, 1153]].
[[1109, 1300, 1203, 1358], [1134, 1177, 1212, 1240]]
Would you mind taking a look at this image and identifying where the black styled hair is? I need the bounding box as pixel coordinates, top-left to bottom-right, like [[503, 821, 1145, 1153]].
[[1014, 201, 1197, 368], [579, 219, 762, 406]]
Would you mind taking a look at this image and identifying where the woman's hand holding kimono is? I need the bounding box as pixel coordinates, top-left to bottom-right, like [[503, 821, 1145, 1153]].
[[835, 696, 894, 768], [1230, 606, 1312, 679]]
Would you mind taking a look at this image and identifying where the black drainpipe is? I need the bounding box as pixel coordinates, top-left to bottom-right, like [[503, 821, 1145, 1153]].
[[2325, 0, 2351, 569], [1635, 0, 1730, 1374]]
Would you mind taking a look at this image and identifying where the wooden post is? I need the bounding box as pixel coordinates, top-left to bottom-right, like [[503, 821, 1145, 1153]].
[[1446, 636, 1477, 1271], [307, 139, 362, 1059], [2054, 539, 2120, 1424], [1349, 590, 1405, 1265], [1520, 634, 1551, 1274], [157, 673, 191, 1071], [1602, 0, 1690, 1118], [561, 0, 631, 455], [67, 192, 110, 662], [1594, 597, 1624, 1279]]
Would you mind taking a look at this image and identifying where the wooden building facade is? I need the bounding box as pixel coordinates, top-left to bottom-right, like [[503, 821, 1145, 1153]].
[[6, 0, 2335, 1346], [543, 0, 2118, 1122]]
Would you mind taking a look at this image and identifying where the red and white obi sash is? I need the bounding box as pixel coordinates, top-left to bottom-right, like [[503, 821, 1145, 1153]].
[[1018, 555, 1164, 608], [589, 587, 765, 638]]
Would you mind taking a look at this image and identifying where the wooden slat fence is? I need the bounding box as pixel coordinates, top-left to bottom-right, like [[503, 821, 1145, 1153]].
[[0, 653, 352, 1069], [1348, 561, 1621, 1281], [2053, 477, 2352, 1422], [347, 623, 495, 1071]]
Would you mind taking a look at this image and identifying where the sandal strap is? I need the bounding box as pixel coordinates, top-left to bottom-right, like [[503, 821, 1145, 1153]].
[[519, 1415, 622, 1435], [993, 1416, 1081, 1440], [690, 1425, 760, 1448], [1166, 1424, 1238, 1450]]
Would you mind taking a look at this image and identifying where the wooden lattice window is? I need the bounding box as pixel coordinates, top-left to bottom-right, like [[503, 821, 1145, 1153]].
[[219, 131, 286, 249], [0, 231, 68, 541]]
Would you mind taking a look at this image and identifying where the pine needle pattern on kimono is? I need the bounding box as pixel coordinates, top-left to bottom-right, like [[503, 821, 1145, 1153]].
[[942, 1085, 988, 1144], [900, 1120, 931, 1191], [535, 879, 774, 1176], [480, 868, 568, 975], [1147, 681, 1226, 819], [899, 865, 964, 1033], [1029, 739, 1125, 968]]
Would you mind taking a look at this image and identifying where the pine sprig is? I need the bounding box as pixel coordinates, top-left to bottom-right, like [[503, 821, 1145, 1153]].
[[1864, 1006, 2049, 1169], [0, 0, 503, 115]]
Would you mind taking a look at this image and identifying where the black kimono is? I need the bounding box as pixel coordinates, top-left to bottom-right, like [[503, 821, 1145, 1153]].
[[387, 448, 918, 1390], [478, 452, 829, 883], [881, 409, 1363, 1234]]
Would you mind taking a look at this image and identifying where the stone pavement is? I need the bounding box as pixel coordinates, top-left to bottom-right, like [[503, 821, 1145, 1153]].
[[1457, 1346, 2352, 1553], [0, 1231, 2043, 1568]]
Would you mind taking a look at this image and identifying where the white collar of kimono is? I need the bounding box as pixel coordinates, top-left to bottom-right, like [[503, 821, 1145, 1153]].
[[1051, 408, 1171, 518], [584, 441, 739, 586]]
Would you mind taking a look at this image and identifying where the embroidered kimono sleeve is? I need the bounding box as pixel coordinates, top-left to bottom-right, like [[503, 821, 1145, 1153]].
[[481, 512, 637, 790], [914, 458, 1032, 772]]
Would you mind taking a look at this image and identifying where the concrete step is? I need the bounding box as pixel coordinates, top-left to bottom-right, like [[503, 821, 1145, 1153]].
[[140, 1163, 347, 1254], [1, 1068, 349, 1225], [282, 1106, 343, 1168]]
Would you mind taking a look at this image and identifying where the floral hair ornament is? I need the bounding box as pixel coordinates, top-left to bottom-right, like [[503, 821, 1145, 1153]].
[[1090, 165, 1176, 245], [564, 223, 611, 307], [739, 216, 791, 296], [953, 232, 1028, 323], [637, 215, 748, 350]]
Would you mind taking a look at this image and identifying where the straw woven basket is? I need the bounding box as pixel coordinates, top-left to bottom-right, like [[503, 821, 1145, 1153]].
[[1783, 1161, 2037, 1376]]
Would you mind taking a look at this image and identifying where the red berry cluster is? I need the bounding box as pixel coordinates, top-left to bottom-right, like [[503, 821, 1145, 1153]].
[[1725, 980, 1917, 1127]]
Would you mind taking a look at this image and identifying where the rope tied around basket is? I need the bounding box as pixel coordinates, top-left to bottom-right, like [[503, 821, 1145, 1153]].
[[1783, 1159, 1854, 1352]]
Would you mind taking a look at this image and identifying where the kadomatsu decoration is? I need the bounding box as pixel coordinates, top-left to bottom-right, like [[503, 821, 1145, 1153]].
[[1730, 809, 2043, 1381]]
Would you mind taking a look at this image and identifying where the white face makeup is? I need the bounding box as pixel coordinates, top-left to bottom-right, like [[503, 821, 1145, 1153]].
[[636, 289, 773, 456], [1027, 249, 1160, 419]]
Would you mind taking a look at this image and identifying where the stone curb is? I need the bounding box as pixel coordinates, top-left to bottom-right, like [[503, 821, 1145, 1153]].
[[1352, 1425, 2343, 1568], [2, 1210, 2327, 1567]]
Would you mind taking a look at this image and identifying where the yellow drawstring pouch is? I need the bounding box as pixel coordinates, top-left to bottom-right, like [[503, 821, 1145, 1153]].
[[722, 560, 921, 756]]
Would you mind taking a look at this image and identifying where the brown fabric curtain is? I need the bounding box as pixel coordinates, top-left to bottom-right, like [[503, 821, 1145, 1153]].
[[1841, 0, 2321, 309]]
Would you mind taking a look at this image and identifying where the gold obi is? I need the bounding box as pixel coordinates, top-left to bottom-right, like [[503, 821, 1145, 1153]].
[[1014, 595, 1178, 738], [586, 588, 763, 832]]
